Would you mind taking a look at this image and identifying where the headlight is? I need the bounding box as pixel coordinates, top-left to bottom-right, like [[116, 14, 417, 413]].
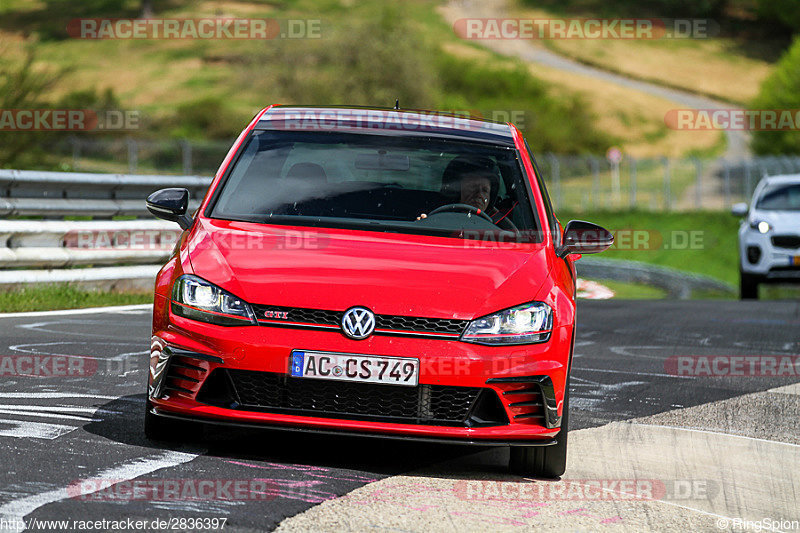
[[750, 220, 772, 234], [461, 302, 552, 345], [171, 275, 256, 326]]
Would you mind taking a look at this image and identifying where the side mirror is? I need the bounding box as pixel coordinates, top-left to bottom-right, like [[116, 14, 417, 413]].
[[556, 220, 613, 258], [146, 188, 193, 230], [731, 202, 748, 217]]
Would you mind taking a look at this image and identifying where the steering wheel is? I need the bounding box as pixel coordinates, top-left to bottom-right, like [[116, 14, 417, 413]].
[[427, 203, 494, 223]]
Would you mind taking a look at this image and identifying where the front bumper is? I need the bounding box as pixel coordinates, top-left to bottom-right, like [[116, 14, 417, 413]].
[[148, 404, 557, 447], [740, 228, 800, 279], [149, 294, 571, 444]]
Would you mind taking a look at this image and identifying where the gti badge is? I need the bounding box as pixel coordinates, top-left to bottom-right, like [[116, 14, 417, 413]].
[[341, 307, 376, 340]]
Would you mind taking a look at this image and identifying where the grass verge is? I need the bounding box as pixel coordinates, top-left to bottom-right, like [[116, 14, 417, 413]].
[[0, 284, 152, 313], [560, 209, 739, 283], [591, 279, 668, 299]]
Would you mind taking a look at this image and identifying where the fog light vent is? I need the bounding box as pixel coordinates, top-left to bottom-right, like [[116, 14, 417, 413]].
[[746, 246, 761, 264]]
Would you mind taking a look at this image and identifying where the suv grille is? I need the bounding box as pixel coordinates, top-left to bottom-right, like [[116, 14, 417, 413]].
[[200, 369, 490, 426], [771, 235, 800, 249]]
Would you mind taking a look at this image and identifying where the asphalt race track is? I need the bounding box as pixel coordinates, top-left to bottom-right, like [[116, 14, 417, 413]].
[[0, 300, 797, 532]]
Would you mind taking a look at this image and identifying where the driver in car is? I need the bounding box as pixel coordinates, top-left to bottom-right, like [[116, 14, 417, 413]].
[[418, 156, 517, 230], [459, 171, 492, 212]]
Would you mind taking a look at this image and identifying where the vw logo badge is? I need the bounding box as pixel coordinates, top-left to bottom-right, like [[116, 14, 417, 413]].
[[341, 307, 376, 340]]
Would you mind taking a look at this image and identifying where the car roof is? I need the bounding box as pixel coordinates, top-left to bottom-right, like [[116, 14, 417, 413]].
[[762, 174, 800, 186], [255, 105, 517, 146]]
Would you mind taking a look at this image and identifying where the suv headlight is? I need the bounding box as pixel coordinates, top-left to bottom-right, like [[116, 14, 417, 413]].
[[461, 302, 552, 345], [171, 275, 256, 326], [749, 220, 772, 234]]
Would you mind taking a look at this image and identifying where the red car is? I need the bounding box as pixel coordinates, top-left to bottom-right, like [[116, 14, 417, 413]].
[[144, 106, 612, 477]]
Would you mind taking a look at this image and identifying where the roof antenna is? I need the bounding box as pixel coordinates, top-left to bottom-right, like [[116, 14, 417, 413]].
[[394, 99, 400, 110]]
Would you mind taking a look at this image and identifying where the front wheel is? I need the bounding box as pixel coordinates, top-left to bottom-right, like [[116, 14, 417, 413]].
[[509, 385, 569, 478], [739, 271, 759, 300]]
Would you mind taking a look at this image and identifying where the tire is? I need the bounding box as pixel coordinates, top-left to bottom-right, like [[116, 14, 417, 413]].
[[144, 399, 200, 442], [509, 383, 569, 479], [740, 271, 759, 300]]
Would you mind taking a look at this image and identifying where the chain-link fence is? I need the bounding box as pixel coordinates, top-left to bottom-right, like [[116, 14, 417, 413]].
[[43, 137, 800, 212], [55, 136, 234, 176], [536, 154, 800, 212]]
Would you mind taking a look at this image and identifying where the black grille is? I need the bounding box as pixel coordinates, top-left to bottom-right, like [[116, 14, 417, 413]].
[[375, 315, 466, 334], [250, 304, 467, 335], [254, 305, 341, 326], [208, 369, 484, 425], [164, 355, 208, 396], [486, 375, 559, 428], [771, 235, 800, 249]]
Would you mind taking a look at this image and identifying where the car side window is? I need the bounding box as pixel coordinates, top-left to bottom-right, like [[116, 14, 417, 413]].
[[524, 142, 560, 247]]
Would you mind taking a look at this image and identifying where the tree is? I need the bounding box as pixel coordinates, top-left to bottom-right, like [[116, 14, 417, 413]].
[[755, 0, 800, 36], [0, 44, 63, 167], [751, 35, 800, 155]]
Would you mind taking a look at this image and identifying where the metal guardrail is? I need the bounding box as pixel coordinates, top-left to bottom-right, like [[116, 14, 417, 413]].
[[0, 170, 211, 217], [0, 265, 163, 290], [0, 220, 180, 269], [0, 170, 205, 285]]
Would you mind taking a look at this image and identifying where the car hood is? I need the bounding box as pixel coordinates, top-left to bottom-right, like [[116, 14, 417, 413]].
[[185, 219, 552, 320], [749, 209, 800, 232]]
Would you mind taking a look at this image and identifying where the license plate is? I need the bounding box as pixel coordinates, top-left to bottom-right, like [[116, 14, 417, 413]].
[[290, 350, 419, 386], [792, 256, 800, 266]]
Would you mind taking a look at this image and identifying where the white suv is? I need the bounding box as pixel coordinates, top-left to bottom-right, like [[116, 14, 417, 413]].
[[732, 175, 800, 299]]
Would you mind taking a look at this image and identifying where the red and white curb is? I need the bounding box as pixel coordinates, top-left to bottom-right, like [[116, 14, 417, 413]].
[[576, 279, 615, 300]]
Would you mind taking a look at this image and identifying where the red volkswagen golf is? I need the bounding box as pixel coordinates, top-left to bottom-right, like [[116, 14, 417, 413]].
[[144, 106, 612, 478]]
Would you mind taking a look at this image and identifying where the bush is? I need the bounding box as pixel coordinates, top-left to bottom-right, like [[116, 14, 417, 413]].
[[167, 97, 249, 140], [754, 0, 800, 37], [246, 6, 437, 108], [751, 35, 800, 155]]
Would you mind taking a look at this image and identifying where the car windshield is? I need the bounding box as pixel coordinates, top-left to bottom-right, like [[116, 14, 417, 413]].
[[208, 130, 540, 242], [756, 183, 800, 211]]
